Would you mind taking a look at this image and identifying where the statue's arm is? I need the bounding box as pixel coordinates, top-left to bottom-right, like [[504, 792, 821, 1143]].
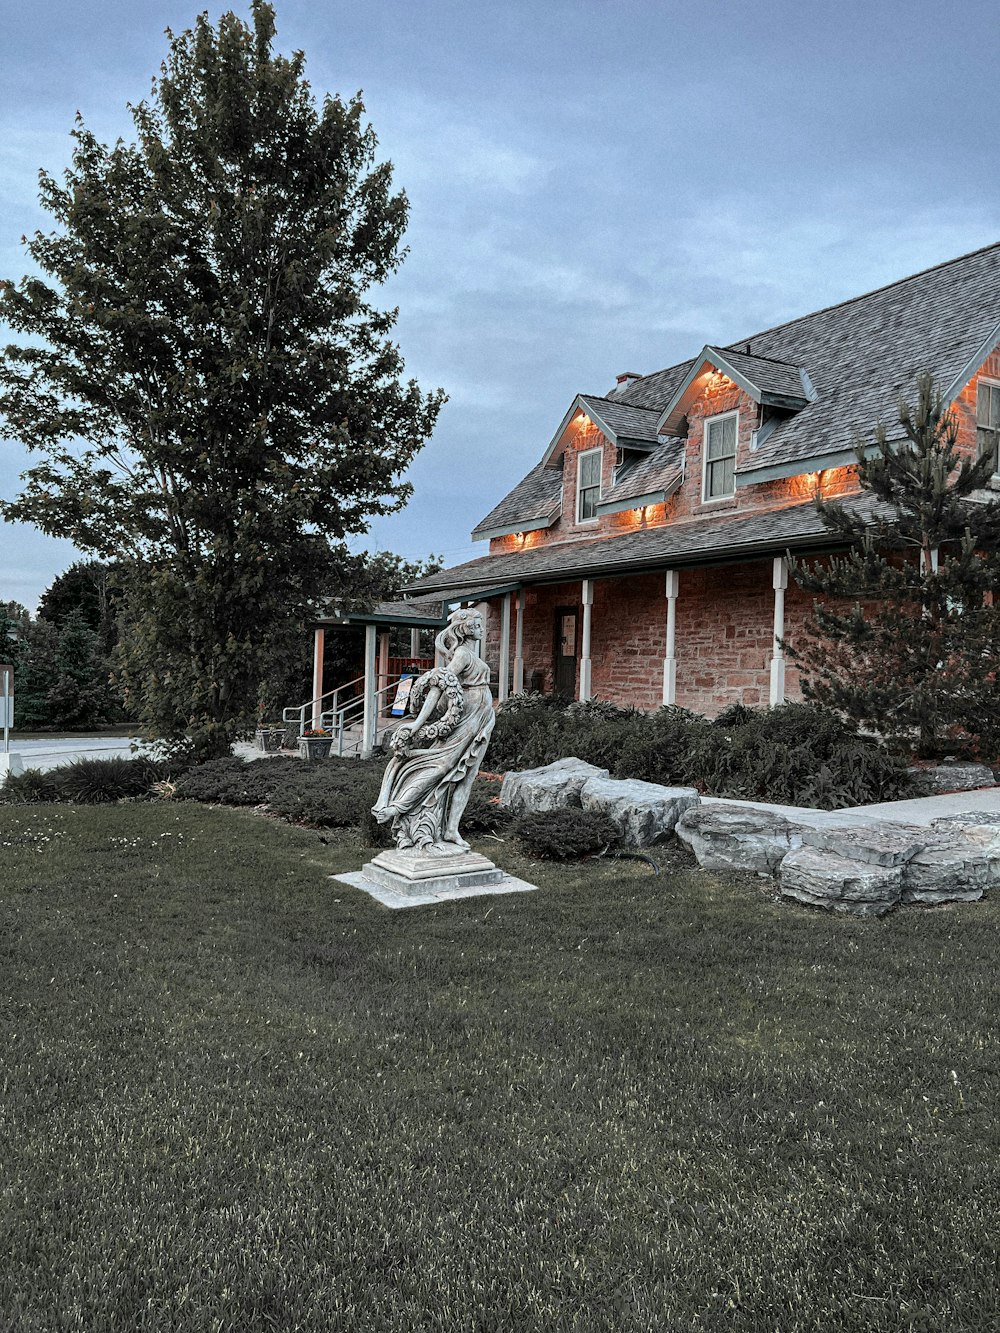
[[404, 684, 442, 733]]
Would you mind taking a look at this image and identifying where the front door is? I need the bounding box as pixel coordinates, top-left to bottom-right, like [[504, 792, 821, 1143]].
[[554, 606, 578, 698]]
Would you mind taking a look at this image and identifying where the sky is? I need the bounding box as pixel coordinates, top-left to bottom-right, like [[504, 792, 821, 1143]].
[[2, 0, 999, 609]]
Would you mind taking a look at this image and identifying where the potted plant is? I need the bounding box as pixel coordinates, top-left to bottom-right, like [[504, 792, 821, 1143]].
[[298, 727, 333, 760], [255, 720, 287, 753]]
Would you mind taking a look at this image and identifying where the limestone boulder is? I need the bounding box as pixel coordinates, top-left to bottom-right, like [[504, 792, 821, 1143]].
[[915, 763, 996, 794], [675, 803, 804, 875], [933, 814, 1000, 888], [579, 776, 699, 847], [900, 834, 989, 905], [499, 757, 610, 814], [779, 847, 903, 917], [798, 820, 927, 867]]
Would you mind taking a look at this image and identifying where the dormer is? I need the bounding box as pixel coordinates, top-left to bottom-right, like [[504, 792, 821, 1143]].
[[656, 345, 816, 438]]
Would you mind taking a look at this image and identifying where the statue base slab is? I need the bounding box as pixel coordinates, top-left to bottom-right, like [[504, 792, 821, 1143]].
[[333, 849, 537, 911]]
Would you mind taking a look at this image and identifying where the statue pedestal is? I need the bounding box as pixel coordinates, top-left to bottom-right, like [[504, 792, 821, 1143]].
[[334, 846, 536, 910]]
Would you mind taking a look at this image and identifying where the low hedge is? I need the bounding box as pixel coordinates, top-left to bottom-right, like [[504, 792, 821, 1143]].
[[514, 808, 620, 860], [0, 755, 173, 805], [487, 697, 921, 810]]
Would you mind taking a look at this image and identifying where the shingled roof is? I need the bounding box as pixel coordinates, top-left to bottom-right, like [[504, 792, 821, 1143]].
[[626, 241, 1000, 479], [597, 438, 685, 514], [469, 241, 1000, 543], [470, 462, 563, 541], [411, 494, 884, 598]]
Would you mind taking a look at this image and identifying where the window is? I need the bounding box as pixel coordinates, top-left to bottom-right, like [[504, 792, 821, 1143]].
[[977, 379, 1000, 471], [576, 447, 602, 522], [702, 411, 738, 501]]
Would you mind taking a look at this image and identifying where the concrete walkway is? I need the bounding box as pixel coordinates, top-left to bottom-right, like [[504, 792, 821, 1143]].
[[3, 736, 266, 774], [703, 786, 1000, 828]]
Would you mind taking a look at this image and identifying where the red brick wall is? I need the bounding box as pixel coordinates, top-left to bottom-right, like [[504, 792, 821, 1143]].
[[952, 344, 1000, 459], [483, 559, 823, 716]]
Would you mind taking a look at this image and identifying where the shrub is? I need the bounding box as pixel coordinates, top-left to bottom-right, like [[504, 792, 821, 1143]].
[[50, 755, 169, 803], [174, 756, 302, 806], [268, 761, 386, 829], [0, 767, 61, 804], [513, 808, 620, 860], [459, 780, 513, 835], [614, 707, 706, 786]]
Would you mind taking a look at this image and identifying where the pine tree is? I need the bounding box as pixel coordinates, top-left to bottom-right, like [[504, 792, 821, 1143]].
[[0, 3, 444, 757], [788, 372, 1000, 757]]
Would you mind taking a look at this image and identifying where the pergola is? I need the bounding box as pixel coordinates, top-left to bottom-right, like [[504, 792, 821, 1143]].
[[309, 583, 519, 757]]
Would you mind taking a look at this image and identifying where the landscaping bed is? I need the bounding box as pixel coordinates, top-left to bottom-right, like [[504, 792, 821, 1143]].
[[1, 800, 999, 1331]]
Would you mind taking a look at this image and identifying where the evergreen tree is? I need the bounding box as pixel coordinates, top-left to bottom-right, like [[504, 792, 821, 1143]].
[[45, 610, 116, 729], [788, 372, 1000, 757], [0, 3, 444, 758]]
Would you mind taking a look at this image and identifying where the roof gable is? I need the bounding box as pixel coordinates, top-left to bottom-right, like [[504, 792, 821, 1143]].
[[540, 393, 663, 466], [656, 345, 812, 434]]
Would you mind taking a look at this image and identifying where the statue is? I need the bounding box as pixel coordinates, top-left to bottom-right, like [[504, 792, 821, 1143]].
[[372, 607, 495, 854]]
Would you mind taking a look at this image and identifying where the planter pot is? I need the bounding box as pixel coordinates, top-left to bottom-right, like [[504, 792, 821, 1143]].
[[299, 737, 333, 761], [255, 727, 286, 753]]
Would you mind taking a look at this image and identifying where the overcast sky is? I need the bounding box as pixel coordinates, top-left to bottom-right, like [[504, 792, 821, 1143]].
[[2, 0, 999, 608]]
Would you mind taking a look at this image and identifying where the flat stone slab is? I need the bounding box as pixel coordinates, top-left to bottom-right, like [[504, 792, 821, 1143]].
[[799, 820, 928, 867], [675, 803, 804, 874], [500, 757, 609, 814], [914, 763, 996, 794], [779, 846, 903, 917], [368, 847, 501, 884], [580, 776, 699, 847], [334, 870, 537, 910]]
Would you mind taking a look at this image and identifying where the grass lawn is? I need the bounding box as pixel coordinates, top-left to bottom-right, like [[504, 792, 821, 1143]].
[[2, 801, 999, 1332]]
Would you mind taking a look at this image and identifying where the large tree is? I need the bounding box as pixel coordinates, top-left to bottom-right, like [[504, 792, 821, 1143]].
[[0, 2, 444, 756], [788, 373, 1000, 757]]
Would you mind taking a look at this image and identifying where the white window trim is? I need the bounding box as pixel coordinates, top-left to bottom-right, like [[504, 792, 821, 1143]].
[[977, 376, 1000, 474], [701, 409, 739, 503], [575, 446, 603, 524]]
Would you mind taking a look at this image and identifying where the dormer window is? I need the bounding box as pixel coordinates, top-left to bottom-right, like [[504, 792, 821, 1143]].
[[702, 410, 738, 501], [977, 379, 1000, 472], [576, 447, 602, 522]]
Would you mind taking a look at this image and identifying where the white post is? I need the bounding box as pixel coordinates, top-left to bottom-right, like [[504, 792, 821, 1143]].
[[361, 623, 378, 759], [377, 629, 390, 716], [513, 589, 525, 693], [0, 664, 22, 778], [498, 592, 511, 702], [409, 627, 420, 659], [311, 627, 325, 730], [580, 579, 593, 702], [769, 556, 788, 706], [662, 570, 679, 706]]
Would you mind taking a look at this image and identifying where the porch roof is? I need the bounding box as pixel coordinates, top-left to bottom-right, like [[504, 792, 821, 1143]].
[[313, 579, 525, 629], [406, 494, 883, 598]]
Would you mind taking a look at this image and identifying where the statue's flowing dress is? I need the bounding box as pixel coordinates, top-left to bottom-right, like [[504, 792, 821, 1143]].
[[373, 654, 495, 849]]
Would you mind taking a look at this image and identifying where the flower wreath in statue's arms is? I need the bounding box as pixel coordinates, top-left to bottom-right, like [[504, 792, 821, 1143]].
[[389, 668, 465, 753]]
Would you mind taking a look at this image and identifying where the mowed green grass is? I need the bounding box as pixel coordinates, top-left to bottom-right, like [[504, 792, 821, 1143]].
[[1, 802, 999, 1332]]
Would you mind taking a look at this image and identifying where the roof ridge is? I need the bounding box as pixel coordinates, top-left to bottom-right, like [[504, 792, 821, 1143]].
[[712, 344, 802, 368], [579, 391, 661, 413], [728, 238, 1000, 347]]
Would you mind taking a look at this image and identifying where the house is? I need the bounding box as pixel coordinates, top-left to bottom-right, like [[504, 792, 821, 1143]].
[[389, 241, 1000, 717]]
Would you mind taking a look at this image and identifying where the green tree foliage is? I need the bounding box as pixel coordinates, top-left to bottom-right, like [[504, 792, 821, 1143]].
[[0, 3, 444, 757], [788, 373, 1000, 757], [38, 560, 122, 657]]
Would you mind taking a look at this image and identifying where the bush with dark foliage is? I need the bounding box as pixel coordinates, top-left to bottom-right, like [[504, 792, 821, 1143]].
[[489, 696, 918, 810], [513, 808, 620, 860], [173, 756, 303, 806], [1, 755, 171, 804]]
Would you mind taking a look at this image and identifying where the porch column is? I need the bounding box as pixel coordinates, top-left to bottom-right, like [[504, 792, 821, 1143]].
[[409, 627, 421, 659], [513, 589, 525, 693], [579, 579, 593, 702], [769, 556, 788, 706], [361, 623, 378, 759], [311, 627, 325, 730], [377, 629, 390, 716], [498, 592, 511, 702], [662, 570, 679, 706]]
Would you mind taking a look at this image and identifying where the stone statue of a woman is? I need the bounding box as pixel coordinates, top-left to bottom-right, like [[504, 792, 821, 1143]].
[[372, 607, 495, 855]]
